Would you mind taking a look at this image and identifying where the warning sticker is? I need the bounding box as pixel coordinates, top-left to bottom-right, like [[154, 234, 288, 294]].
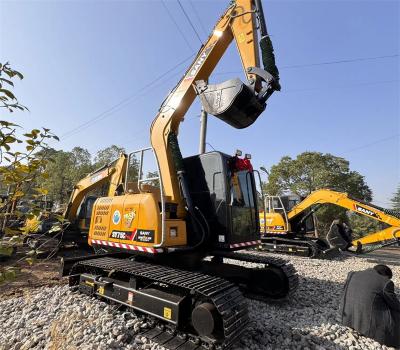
[[163, 307, 172, 320], [135, 229, 155, 243]]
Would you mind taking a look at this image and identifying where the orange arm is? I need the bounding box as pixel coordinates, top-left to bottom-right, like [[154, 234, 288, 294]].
[[64, 154, 127, 222], [151, 0, 279, 217], [287, 189, 400, 245]]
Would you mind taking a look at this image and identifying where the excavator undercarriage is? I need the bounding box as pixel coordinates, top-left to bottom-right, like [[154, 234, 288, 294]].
[[63, 249, 298, 349]]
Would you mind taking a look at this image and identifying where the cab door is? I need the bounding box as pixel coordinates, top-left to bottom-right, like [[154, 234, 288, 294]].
[[229, 170, 259, 243]]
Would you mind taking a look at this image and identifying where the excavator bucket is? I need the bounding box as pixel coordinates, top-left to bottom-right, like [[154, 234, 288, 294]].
[[194, 79, 266, 129]]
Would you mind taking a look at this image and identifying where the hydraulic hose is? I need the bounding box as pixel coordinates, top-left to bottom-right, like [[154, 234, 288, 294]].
[[168, 132, 207, 250], [255, 0, 281, 91]]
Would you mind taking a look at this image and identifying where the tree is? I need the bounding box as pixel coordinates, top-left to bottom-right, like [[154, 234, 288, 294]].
[[94, 145, 125, 168], [265, 152, 372, 200], [0, 62, 57, 282], [347, 212, 384, 240], [40, 148, 93, 207], [40, 151, 74, 206], [69, 147, 93, 184], [390, 185, 400, 211], [264, 152, 373, 235]]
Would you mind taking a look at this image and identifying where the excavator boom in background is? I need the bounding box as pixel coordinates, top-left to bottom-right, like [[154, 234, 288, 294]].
[[61, 1, 299, 349], [260, 189, 400, 258], [23, 154, 128, 252]]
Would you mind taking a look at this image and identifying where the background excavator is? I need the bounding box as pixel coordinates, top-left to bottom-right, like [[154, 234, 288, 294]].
[[259, 189, 400, 258], [22, 153, 128, 253], [61, 1, 299, 349]]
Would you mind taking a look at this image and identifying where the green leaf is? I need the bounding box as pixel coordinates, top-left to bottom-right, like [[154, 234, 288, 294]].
[[31, 129, 40, 137], [0, 120, 19, 127], [0, 88, 16, 100], [3, 136, 16, 143], [25, 257, 36, 266], [0, 78, 14, 87], [4, 269, 17, 281], [14, 71, 24, 79], [52, 135, 60, 141], [34, 187, 48, 195], [0, 245, 14, 256]]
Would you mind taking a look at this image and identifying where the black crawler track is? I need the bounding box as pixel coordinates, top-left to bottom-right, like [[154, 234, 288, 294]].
[[70, 257, 249, 350], [259, 236, 339, 259], [211, 251, 299, 300]]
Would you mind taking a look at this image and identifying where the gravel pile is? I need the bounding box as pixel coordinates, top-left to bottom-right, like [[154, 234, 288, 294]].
[[0, 253, 399, 350]]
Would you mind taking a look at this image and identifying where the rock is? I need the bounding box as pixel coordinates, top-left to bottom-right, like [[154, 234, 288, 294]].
[[1, 254, 399, 350]]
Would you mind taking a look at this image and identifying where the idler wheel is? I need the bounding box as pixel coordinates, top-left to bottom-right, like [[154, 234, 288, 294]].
[[249, 267, 288, 299], [191, 302, 221, 337]]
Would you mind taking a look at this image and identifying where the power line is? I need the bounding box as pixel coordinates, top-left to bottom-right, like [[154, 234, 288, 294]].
[[188, 0, 208, 38], [61, 66, 187, 144], [214, 54, 399, 75], [60, 54, 194, 140], [161, 0, 194, 51], [177, 0, 203, 46], [342, 134, 399, 155], [283, 79, 399, 93], [281, 54, 399, 69]]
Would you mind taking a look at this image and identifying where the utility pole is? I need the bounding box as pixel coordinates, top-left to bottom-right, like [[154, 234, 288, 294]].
[[198, 107, 208, 154]]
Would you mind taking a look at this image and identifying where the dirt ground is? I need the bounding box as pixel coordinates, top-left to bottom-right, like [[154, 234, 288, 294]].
[[0, 257, 65, 301]]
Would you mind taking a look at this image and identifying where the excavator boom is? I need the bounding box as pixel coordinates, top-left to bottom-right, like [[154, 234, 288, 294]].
[[151, 0, 279, 218], [287, 189, 400, 246], [64, 153, 127, 223]]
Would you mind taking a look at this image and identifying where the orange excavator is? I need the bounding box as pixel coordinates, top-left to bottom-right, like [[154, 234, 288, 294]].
[[61, 1, 298, 349], [23, 154, 128, 249], [259, 189, 400, 258]]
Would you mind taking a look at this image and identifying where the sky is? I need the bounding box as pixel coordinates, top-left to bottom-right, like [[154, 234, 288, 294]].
[[0, 0, 399, 206]]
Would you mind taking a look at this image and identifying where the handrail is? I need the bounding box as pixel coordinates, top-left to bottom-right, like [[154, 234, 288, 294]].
[[254, 169, 266, 233], [125, 147, 166, 248]]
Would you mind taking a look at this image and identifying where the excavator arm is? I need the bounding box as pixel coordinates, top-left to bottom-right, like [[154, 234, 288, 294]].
[[151, 0, 280, 218], [64, 153, 127, 223], [287, 189, 400, 247]]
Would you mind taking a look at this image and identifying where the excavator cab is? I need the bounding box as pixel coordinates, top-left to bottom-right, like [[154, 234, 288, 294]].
[[183, 151, 260, 249], [260, 193, 316, 236], [76, 195, 98, 232]]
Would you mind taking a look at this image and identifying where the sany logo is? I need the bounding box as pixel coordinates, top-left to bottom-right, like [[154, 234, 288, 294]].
[[90, 173, 104, 183], [185, 45, 215, 80], [354, 204, 379, 219]]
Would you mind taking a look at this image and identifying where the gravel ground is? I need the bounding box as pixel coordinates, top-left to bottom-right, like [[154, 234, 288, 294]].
[[0, 253, 399, 350]]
